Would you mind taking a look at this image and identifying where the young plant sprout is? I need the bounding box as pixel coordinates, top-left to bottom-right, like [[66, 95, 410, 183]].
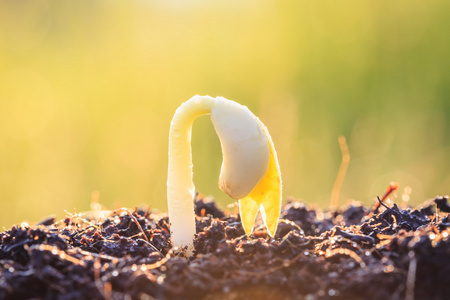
[[167, 95, 282, 255]]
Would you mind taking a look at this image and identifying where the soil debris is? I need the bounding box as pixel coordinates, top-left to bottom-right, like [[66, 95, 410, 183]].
[[1, 195, 449, 300]]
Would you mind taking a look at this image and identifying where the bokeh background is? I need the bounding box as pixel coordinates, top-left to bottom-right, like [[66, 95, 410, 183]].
[[0, 0, 449, 228]]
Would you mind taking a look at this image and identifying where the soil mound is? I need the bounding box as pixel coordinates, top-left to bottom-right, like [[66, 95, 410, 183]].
[[1, 196, 449, 300]]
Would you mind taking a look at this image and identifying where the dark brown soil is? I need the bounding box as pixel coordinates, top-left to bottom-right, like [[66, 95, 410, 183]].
[[1, 195, 449, 300]]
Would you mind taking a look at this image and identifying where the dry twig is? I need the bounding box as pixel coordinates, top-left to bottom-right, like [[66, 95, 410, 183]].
[[331, 136, 350, 209]]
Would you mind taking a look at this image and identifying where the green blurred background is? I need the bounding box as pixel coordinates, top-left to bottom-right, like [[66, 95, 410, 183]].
[[0, 0, 449, 228]]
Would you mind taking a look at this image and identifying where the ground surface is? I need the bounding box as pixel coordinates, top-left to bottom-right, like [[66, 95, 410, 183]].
[[1, 195, 449, 300]]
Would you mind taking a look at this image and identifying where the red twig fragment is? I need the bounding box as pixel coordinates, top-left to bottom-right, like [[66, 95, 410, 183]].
[[373, 182, 398, 213]]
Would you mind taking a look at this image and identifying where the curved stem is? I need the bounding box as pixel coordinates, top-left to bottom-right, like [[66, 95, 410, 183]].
[[167, 95, 215, 254]]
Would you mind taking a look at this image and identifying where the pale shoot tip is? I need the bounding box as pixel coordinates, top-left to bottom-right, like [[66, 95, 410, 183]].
[[167, 95, 282, 256]]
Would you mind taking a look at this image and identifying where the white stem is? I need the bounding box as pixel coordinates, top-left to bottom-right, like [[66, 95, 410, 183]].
[[167, 95, 215, 254]]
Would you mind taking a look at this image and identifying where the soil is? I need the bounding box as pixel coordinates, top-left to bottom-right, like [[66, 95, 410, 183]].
[[1, 195, 449, 300]]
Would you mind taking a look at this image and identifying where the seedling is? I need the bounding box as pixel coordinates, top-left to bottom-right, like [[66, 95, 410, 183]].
[[167, 95, 282, 255]]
